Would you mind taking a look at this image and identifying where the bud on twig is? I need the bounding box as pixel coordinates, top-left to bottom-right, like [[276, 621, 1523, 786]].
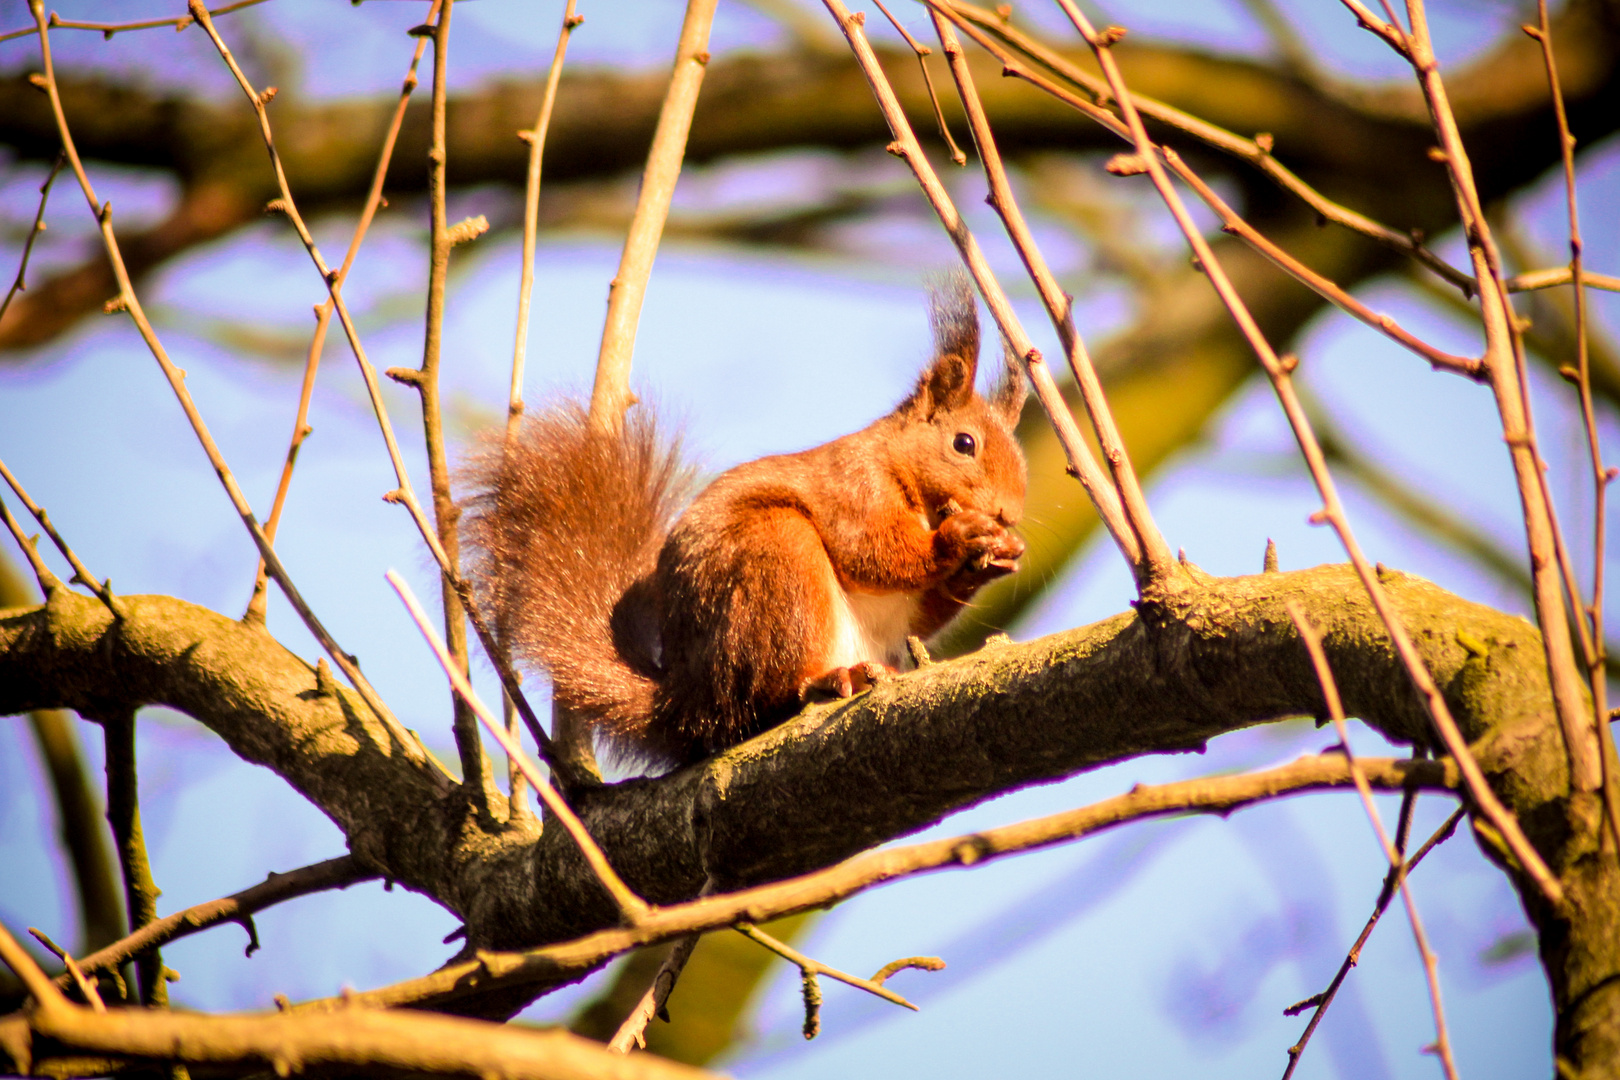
[[1105, 153, 1149, 176], [445, 215, 490, 247]]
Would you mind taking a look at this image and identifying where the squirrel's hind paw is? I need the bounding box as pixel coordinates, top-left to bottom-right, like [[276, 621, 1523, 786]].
[[799, 661, 893, 702]]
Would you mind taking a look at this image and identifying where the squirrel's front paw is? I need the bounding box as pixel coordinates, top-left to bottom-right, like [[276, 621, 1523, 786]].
[[936, 511, 1024, 578], [799, 661, 893, 702]]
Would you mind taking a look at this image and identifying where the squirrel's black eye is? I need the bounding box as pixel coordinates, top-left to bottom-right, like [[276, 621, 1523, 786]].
[[953, 432, 977, 457]]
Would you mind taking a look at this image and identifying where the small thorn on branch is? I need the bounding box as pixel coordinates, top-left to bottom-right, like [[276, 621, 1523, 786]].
[[102, 295, 128, 315], [315, 657, 338, 697], [1263, 538, 1279, 573], [27, 72, 48, 92], [257, 86, 278, 107]]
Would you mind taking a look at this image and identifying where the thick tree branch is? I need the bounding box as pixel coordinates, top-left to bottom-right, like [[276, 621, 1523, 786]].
[[3, 561, 1611, 1065]]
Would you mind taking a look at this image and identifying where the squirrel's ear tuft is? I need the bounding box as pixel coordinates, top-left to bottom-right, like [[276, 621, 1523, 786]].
[[929, 270, 979, 368], [991, 335, 1028, 423], [900, 271, 980, 416]]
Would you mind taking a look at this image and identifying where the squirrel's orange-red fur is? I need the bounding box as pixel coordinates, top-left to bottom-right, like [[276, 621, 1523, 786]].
[[459, 280, 1028, 767]]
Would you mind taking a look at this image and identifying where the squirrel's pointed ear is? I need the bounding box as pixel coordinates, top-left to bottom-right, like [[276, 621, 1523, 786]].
[[991, 336, 1028, 423], [900, 272, 980, 416]]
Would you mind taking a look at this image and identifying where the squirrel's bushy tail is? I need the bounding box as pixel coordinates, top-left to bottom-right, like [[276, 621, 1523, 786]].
[[459, 403, 690, 745]]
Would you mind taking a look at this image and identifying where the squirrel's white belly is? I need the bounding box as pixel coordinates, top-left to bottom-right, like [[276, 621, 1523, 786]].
[[828, 588, 919, 670]]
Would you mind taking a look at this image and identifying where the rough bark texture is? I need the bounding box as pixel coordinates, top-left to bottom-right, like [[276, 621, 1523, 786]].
[[2, 562, 1614, 1073]]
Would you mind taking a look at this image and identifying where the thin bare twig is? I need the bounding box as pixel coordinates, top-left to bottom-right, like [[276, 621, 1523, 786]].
[[1036, 0, 1561, 906], [871, 0, 966, 165], [0, 492, 58, 593], [735, 922, 928, 1012], [300, 754, 1458, 1014], [928, 9, 1173, 582], [245, 0, 444, 626], [1528, 0, 1620, 857], [1168, 160, 1482, 379], [1391, 0, 1599, 797], [609, 934, 701, 1053], [182, 0, 552, 787], [0, 0, 269, 43], [65, 857, 373, 987], [939, 1, 1474, 295], [386, 570, 651, 925], [28, 0, 433, 779], [1336, 0, 1411, 56], [0, 919, 66, 1009], [0, 153, 63, 330], [1307, 403, 1531, 597], [589, 0, 719, 430], [406, 0, 495, 813], [1287, 605, 1459, 1080], [1282, 804, 1464, 1079], [0, 454, 118, 615], [508, 0, 582, 443], [1507, 267, 1620, 293], [27, 928, 105, 1012], [502, 0, 584, 820], [822, 0, 1143, 574]]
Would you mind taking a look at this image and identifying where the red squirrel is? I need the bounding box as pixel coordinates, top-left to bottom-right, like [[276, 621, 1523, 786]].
[[460, 279, 1028, 767]]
